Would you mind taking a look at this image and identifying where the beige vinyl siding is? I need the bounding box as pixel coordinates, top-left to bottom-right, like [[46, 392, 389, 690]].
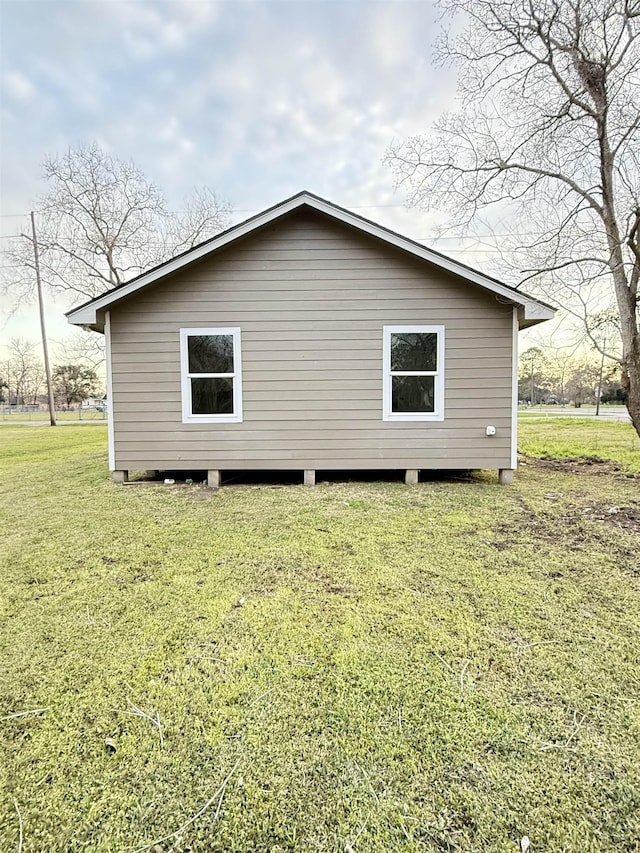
[[109, 210, 514, 471]]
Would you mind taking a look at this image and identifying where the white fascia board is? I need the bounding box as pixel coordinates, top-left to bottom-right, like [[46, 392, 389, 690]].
[[517, 302, 556, 329], [104, 311, 115, 471], [67, 307, 102, 327], [511, 307, 519, 470], [523, 301, 556, 322], [66, 192, 554, 327]]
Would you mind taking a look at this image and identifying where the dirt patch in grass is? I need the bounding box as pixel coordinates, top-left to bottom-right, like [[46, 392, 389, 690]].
[[584, 502, 640, 535], [492, 483, 640, 574], [522, 454, 632, 476], [494, 508, 639, 553]]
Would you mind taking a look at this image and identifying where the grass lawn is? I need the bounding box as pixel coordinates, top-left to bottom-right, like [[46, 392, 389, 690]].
[[1, 424, 639, 852], [519, 417, 640, 474], [0, 410, 107, 422]]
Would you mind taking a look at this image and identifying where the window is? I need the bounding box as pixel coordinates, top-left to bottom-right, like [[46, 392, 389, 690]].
[[180, 328, 243, 423], [383, 325, 444, 421]]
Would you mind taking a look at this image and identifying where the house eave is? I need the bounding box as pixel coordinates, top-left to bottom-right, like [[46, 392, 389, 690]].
[[518, 302, 556, 329]]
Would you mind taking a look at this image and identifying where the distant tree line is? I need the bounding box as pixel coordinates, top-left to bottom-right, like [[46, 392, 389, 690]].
[[1, 338, 102, 410], [518, 346, 626, 407]]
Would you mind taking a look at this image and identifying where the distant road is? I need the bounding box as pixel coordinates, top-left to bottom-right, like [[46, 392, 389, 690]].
[[520, 406, 630, 422], [0, 419, 105, 427]]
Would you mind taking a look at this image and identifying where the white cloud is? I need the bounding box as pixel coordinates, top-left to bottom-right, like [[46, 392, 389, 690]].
[[102, 0, 219, 62], [2, 0, 469, 348], [35, 60, 109, 114], [2, 70, 35, 101], [366, 3, 417, 71]]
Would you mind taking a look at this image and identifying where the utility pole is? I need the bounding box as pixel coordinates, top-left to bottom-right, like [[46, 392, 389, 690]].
[[529, 353, 536, 406], [595, 340, 607, 417], [29, 212, 56, 426]]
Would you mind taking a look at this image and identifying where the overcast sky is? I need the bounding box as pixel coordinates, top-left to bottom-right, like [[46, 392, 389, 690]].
[[1, 0, 540, 359]]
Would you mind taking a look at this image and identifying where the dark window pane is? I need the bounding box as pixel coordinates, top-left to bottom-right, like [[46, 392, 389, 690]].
[[188, 335, 234, 374], [390, 333, 437, 372], [191, 377, 234, 415], [392, 375, 435, 413]]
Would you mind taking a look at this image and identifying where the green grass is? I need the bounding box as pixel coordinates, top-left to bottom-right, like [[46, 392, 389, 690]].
[[518, 405, 629, 414], [0, 409, 107, 422], [519, 417, 640, 473], [1, 425, 639, 852]]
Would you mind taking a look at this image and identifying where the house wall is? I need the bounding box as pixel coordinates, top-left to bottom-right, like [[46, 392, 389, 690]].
[[108, 210, 515, 472]]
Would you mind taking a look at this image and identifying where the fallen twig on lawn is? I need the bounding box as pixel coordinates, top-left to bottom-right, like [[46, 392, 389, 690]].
[[514, 640, 565, 651], [459, 660, 470, 691], [85, 606, 111, 630], [345, 811, 371, 851], [249, 688, 275, 706], [430, 650, 455, 674], [122, 758, 240, 852], [353, 761, 379, 804], [1, 708, 49, 721], [290, 654, 315, 667], [114, 699, 164, 747], [186, 653, 227, 664], [13, 798, 23, 853], [540, 712, 587, 752], [430, 651, 471, 690]]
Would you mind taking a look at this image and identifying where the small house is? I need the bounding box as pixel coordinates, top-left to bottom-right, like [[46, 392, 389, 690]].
[[67, 192, 554, 485]]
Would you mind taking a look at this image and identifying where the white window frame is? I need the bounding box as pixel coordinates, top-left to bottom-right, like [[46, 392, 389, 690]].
[[180, 327, 243, 424], [383, 325, 445, 421]]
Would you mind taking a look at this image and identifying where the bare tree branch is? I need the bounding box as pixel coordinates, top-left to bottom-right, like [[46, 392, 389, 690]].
[[2, 143, 231, 304], [386, 0, 640, 434]]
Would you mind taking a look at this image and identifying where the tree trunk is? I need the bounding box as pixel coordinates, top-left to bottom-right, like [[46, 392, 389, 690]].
[[603, 247, 640, 433], [596, 114, 640, 436], [622, 343, 640, 435]]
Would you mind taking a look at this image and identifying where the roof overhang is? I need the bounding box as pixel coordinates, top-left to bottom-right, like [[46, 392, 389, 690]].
[[517, 300, 557, 329], [66, 191, 556, 332]]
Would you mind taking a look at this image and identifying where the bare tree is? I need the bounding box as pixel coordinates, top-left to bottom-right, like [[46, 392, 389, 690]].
[[6, 338, 45, 407], [385, 0, 640, 435], [3, 143, 231, 303], [54, 330, 106, 373]]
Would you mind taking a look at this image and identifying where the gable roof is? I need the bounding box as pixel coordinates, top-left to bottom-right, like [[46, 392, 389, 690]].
[[66, 190, 555, 331]]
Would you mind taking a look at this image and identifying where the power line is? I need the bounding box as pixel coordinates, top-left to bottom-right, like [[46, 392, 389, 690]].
[[0, 231, 525, 247], [0, 208, 566, 240], [0, 229, 562, 243], [0, 243, 504, 254]]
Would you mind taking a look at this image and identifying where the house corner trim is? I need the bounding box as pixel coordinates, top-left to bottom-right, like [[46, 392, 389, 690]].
[[105, 310, 115, 471], [511, 306, 519, 470]]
